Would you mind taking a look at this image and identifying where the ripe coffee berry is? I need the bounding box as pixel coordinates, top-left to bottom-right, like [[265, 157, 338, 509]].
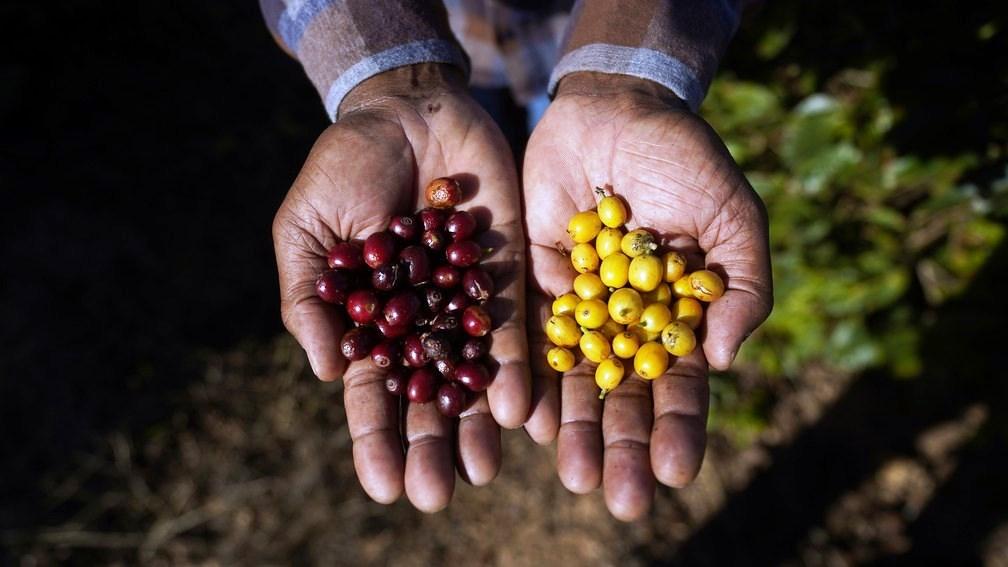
[[432, 265, 461, 289], [422, 330, 453, 360], [327, 242, 364, 270], [444, 289, 471, 313], [456, 361, 491, 392], [430, 312, 460, 333], [376, 317, 409, 339], [434, 357, 458, 381], [363, 232, 398, 269], [388, 215, 419, 241], [425, 177, 463, 209], [462, 305, 492, 337], [445, 210, 477, 241], [384, 291, 421, 327], [346, 290, 381, 324], [406, 368, 438, 403], [463, 267, 494, 302], [371, 340, 402, 368], [423, 286, 446, 312], [421, 229, 448, 252], [315, 269, 353, 304], [371, 263, 401, 291], [461, 337, 488, 361], [385, 367, 409, 396], [399, 245, 432, 285], [436, 382, 467, 417], [446, 240, 482, 267], [419, 207, 447, 232], [402, 334, 428, 368], [340, 327, 378, 361]]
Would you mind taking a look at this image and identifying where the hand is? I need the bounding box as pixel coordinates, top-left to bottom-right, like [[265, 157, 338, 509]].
[[272, 64, 530, 512], [522, 73, 772, 520]]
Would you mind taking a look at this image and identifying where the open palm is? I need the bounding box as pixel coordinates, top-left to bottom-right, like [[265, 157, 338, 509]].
[[522, 76, 773, 520], [273, 79, 529, 512]]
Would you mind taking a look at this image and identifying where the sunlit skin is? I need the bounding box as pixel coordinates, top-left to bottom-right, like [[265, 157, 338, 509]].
[[524, 73, 772, 521], [273, 65, 530, 512]]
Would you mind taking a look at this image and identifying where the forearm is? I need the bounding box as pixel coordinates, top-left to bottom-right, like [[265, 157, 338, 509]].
[[550, 0, 743, 111], [259, 0, 468, 120]]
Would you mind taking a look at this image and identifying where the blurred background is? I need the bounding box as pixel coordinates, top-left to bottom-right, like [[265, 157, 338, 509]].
[[2, 1, 1007, 565]]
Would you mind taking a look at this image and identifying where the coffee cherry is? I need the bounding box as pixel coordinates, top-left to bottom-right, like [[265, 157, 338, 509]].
[[574, 299, 609, 329], [671, 297, 703, 329], [545, 315, 581, 347], [385, 367, 409, 396], [600, 252, 631, 288], [638, 303, 672, 336], [462, 267, 494, 302], [444, 289, 472, 313], [573, 273, 609, 301], [612, 331, 641, 359], [461, 337, 488, 361], [462, 305, 492, 337], [315, 269, 353, 304], [689, 270, 725, 302], [422, 331, 454, 360], [327, 242, 364, 270], [406, 367, 438, 403], [421, 229, 448, 252], [596, 193, 628, 228], [371, 263, 401, 292], [570, 242, 600, 274], [567, 211, 602, 244], [346, 289, 381, 324], [375, 317, 410, 339], [445, 210, 477, 241], [431, 312, 460, 332], [643, 282, 673, 306], [552, 292, 580, 316], [434, 357, 458, 381], [595, 227, 624, 260], [633, 342, 668, 380], [446, 240, 482, 267], [663, 251, 687, 283], [384, 291, 421, 327], [425, 177, 463, 208], [595, 358, 624, 399], [598, 318, 625, 340], [433, 265, 461, 288], [456, 361, 491, 392], [371, 340, 402, 368], [388, 215, 419, 241], [436, 382, 468, 417], [672, 276, 694, 298], [628, 254, 664, 292], [422, 286, 446, 312], [579, 330, 611, 364], [547, 346, 576, 372], [608, 288, 643, 325], [363, 231, 398, 269], [621, 229, 658, 258], [419, 207, 447, 232], [403, 334, 428, 367], [399, 245, 431, 285], [340, 327, 379, 361], [660, 321, 697, 357]]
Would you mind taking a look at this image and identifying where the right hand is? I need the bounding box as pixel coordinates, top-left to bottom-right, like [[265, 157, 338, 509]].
[[272, 64, 530, 512]]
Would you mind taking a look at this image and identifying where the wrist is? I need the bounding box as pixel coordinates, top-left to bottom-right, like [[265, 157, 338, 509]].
[[555, 72, 688, 111], [338, 63, 467, 118]]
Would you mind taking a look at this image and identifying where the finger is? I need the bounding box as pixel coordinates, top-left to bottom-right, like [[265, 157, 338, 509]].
[[556, 365, 603, 493], [524, 291, 560, 444], [456, 393, 501, 486], [651, 348, 709, 487], [602, 376, 656, 521], [404, 396, 455, 512], [273, 213, 347, 382], [343, 360, 405, 504], [700, 187, 773, 370], [481, 219, 532, 429]]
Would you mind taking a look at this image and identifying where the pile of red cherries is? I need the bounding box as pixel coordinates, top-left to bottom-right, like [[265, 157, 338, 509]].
[[314, 177, 495, 417]]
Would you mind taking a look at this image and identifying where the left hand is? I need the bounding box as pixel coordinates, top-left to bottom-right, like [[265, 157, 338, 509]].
[[521, 72, 773, 520]]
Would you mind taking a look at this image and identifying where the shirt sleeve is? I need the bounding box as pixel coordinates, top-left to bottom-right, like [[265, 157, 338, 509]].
[[259, 0, 469, 120], [548, 0, 743, 111]]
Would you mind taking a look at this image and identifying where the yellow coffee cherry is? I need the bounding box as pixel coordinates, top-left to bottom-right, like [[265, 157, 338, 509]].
[[596, 193, 628, 228], [663, 251, 687, 283], [573, 273, 608, 301], [612, 331, 641, 359], [545, 315, 581, 347], [595, 358, 625, 399], [672, 276, 694, 298], [547, 347, 576, 372], [643, 282, 672, 306], [660, 321, 697, 357], [621, 229, 658, 257], [574, 299, 609, 329], [628, 254, 664, 292], [634, 342, 669, 380], [579, 330, 612, 363], [567, 211, 602, 244], [552, 292, 580, 316], [595, 227, 624, 259], [671, 297, 703, 329], [608, 288, 644, 325], [689, 269, 725, 302], [638, 303, 672, 336], [626, 323, 654, 343], [570, 243, 600, 274], [599, 252, 631, 288], [598, 318, 624, 339]]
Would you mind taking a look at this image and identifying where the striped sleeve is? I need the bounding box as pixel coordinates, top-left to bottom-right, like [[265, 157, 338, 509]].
[[259, 0, 469, 120], [548, 0, 742, 111]]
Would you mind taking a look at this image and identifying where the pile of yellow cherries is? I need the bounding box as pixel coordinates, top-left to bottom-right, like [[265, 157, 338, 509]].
[[544, 188, 725, 398]]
